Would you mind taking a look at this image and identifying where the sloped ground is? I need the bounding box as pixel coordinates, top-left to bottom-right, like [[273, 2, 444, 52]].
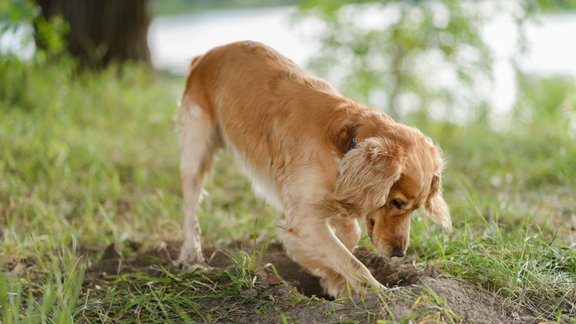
[[80, 240, 536, 323]]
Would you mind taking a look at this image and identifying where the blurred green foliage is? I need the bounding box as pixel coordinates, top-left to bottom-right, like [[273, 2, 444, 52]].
[[298, 0, 514, 119], [0, 0, 68, 64], [0, 0, 36, 22], [298, 0, 576, 121], [0, 0, 37, 59], [536, 0, 576, 11], [0, 0, 70, 112], [155, 0, 297, 15]]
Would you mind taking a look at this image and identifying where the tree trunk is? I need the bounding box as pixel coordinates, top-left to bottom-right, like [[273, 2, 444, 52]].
[[35, 0, 152, 69]]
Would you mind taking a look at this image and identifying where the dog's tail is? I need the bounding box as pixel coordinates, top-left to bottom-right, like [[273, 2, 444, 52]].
[[188, 55, 203, 73], [181, 55, 203, 105], [178, 55, 204, 122]]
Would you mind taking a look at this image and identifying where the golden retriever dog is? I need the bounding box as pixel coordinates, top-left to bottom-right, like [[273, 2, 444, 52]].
[[177, 41, 451, 297]]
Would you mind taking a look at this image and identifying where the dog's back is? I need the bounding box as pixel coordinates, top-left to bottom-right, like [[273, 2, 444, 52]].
[[181, 41, 355, 199]]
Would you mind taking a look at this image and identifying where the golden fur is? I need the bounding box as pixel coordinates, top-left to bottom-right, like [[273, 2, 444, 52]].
[[177, 41, 451, 297]]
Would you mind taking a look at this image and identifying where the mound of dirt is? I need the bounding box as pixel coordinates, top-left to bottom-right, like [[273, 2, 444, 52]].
[[84, 240, 535, 323]]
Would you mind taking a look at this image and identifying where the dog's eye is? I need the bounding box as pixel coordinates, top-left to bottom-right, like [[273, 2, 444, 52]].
[[391, 199, 405, 209]]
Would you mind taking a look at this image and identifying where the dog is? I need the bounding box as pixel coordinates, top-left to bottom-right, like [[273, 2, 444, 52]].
[[176, 41, 451, 297]]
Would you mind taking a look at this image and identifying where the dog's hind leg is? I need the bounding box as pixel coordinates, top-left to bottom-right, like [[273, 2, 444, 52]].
[[177, 99, 216, 264]]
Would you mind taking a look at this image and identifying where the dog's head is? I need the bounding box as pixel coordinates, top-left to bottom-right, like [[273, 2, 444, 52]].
[[332, 122, 451, 258]]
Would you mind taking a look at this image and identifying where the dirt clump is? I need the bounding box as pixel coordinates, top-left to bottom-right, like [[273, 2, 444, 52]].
[[355, 248, 431, 286]]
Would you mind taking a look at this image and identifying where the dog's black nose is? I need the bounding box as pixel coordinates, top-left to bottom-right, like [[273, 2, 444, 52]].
[[392, 247, 405, 257]]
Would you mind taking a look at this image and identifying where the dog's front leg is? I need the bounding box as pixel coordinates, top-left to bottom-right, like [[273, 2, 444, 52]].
[[280, 213, 382, 297], [330, 218, 361, 252]]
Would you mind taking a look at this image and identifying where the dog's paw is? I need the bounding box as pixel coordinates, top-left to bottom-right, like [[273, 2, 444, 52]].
[[176, 248, 212, 272], [320, 273, 350, 298], [178, 246, 206, 264], [173, 260, 212, 272], [320, 273, 385, 298]]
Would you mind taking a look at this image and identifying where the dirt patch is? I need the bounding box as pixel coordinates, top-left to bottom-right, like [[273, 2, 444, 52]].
[[417, 277, 529, 322], [86, 241, 425, 298], [83, 240, 535, 323], [257, 242, 430, 299]]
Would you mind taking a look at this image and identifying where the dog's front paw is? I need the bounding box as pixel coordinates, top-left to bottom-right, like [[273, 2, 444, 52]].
[[320, 272, 385, 298], [320, 273, 350, 298]]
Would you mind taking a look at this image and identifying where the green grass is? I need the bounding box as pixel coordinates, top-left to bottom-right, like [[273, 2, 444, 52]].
[[1, 57, 575, 322]]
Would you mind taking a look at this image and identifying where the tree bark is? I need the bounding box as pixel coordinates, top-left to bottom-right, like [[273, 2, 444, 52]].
[[35, 0, 152, 69]]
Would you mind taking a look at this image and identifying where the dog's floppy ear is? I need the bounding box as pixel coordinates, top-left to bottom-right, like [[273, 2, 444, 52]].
[[333, 138, 404, 212], [332, 124, 359, 155], [425, 172, 452, 232]]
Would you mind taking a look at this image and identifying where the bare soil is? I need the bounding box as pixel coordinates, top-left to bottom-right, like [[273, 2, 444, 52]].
[[82, 240, 536, 323]]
